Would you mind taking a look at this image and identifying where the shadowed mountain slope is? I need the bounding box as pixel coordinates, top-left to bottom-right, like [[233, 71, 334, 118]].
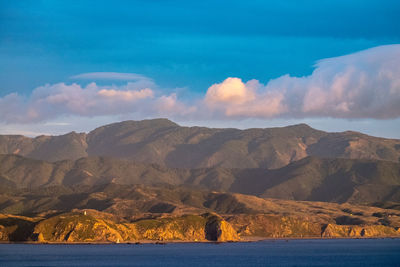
[[0, 132, 87, 162], [231, 157, 400, 205], [1, 154, 400, 206], [1, 119, 399, 169]]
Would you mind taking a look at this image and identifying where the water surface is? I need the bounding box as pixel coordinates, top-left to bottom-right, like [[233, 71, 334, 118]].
[[1, 239, 399, 267]]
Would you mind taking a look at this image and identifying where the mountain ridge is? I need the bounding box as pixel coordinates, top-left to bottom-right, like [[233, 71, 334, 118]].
[[1, 118, 399, 169]]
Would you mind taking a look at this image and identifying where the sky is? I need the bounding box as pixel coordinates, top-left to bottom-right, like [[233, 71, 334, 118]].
[[1, 0, 400, 138]]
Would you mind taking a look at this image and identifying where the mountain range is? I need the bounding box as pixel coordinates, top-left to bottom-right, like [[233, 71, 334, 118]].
[[1, 119, 399, 169], [1, 119, 400, 242]]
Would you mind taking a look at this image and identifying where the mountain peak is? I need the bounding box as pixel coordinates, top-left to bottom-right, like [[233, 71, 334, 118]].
[[285, 123, 314, 130], [94, 118, 179, 131], [137, 118, 179, 127]]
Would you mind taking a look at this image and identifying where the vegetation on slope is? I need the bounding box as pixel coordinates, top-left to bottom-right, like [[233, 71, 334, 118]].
[[1, 154, 399, 207], [1, 119, 399, 168]]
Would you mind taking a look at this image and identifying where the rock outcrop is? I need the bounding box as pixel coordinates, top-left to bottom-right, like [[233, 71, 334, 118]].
[[227, 214, 322, 238], [1, 209, 400, 242], [29, 211, 240, 242], [32, 212, 125, 242], [0, 214, 39, 241], [226, 214, 400, 238], [321, 224, 400, 238], [204, 214, 239, 241]]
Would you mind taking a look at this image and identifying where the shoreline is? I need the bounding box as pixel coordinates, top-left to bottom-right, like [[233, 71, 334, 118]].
[[1, 236, 399, 245]]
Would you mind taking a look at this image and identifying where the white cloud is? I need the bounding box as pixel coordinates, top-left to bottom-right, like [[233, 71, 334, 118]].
[[97, 88, 154, 100], [1, 45, 400, 125], [205, 78, 287, 117], [0, 82, 190, 123], [205, 77, 256, 104], [204, 44, 400, 119], [155, 93, 197, 116], [43, 122, 71, 126]]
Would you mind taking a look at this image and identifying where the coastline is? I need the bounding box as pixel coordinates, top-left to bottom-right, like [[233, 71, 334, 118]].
[[1, 236, 400, 245]]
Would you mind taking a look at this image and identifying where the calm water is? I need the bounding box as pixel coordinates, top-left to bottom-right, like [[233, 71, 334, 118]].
[[1, 239, 400, 267]]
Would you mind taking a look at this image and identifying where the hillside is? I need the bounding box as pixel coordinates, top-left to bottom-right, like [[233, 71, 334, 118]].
[[1, 154, 400, 207], [1, 154, 400, 242], [230, 156, 400, 206], [1, 119, 399, 169], [2, 182, 399, 225], [1, 194, 400, 242], [0, 212, 239, 242]]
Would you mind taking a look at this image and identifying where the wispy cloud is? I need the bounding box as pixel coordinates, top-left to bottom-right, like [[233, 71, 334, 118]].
[[70, 72, 156, 90], [43, 122, 71, 126], [70, 72, 151, 81], [1, 45, 400, 124]]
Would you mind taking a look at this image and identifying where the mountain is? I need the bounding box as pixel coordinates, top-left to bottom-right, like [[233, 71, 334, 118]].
[[2, 119, 400, 242], [232, 156, 400, 205], [0, 131, 87, 162], [1, 154, 400, 207], [1, 119, 399, 169]]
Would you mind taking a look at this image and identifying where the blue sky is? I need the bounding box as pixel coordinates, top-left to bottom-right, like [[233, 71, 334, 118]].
[[1, 0, 400, 137]]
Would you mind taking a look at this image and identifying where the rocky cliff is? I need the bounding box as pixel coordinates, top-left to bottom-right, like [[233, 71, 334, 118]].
[[29, 211, 239, 242], [321, 224, 400, 238], [227, 214, 400, 238], [1, 210, 400, 243]]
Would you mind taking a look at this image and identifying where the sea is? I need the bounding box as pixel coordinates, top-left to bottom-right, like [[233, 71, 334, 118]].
[[0, 239, 399, 267]]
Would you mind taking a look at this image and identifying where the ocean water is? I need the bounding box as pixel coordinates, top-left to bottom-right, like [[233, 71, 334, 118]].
[[0, 239, 399, 267]]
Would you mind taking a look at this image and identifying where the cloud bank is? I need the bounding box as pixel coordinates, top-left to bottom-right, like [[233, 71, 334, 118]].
[[0, 81, 190, 123], [205, 45, 400, 119], [1, 45, 400, 124]]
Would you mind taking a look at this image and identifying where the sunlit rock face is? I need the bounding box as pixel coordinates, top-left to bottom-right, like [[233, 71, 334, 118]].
[[30, 211, 240, 243], [204, 214, 239, 241], [321, 224, 400, 238], [1, 206, 400, 243]]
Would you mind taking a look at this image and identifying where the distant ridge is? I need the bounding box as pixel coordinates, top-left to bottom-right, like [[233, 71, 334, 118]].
[[1, 154, 399, 207], [0, 118, 399, 169]]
